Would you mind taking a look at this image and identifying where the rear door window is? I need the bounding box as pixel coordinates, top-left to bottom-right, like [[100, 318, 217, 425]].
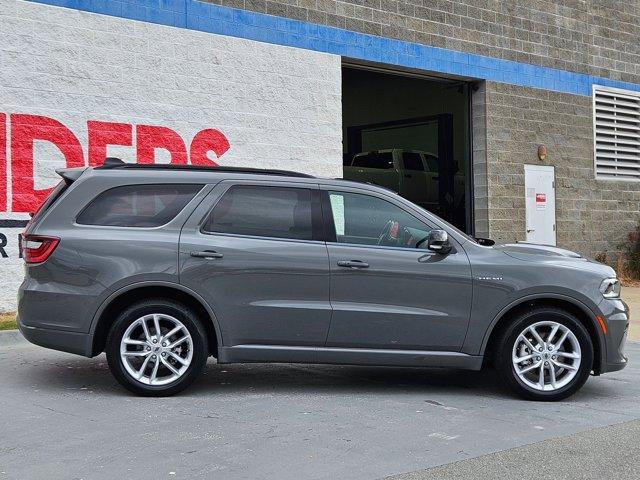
[[77, 184, 202, 227], [203, 185, 315, 241], [423, 154, 439, 173], [402, 152, 425, 171]]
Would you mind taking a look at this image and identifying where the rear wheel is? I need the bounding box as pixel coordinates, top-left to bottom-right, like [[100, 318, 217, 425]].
[[106, 299, 208, 396], [495, 307, 593, 401]]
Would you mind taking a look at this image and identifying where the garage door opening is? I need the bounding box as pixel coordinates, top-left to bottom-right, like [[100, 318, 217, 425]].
[[342, 65, 472, 232]]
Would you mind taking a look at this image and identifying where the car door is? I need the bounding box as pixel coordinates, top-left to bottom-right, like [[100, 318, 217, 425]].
[[322, 186, 472, 351], [398, 151, 430, 209], [422, 152, 441, 211], [179, 180, 332, 348], [345, 151, 400, 192]]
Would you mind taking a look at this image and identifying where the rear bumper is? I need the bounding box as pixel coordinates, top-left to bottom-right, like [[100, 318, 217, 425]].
[[17, 277, 97, 357], [17, 315, 93, 357]]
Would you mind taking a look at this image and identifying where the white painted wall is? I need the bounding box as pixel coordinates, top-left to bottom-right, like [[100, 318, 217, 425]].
[[0, 0, 343, 311]]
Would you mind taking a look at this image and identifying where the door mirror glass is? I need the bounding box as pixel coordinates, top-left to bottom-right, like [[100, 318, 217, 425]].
[[475, 237, 495, 246], [426, 229, 452, 254]]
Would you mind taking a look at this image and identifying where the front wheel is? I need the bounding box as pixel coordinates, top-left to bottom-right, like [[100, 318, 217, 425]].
[[495, 307, 594, 401], [106, 299, 208, 396]]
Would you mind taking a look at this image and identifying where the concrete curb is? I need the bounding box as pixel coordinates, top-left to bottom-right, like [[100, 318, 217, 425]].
[[0, 329, 26, 347]]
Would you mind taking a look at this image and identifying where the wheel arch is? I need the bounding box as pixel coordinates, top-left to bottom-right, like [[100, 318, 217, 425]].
[[481, 294, 605, 374], [90, 282, 222, 358]]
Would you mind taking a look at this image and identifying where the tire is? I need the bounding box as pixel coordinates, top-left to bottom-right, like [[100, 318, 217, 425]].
[[106, 298, 208, 396], [494, 307, 594, 401]]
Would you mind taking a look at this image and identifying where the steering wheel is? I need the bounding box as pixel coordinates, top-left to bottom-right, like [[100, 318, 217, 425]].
[[377, 220, 395, 246]]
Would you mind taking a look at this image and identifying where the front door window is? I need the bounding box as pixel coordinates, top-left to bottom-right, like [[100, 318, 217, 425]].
[[327, 191, 431, 249]]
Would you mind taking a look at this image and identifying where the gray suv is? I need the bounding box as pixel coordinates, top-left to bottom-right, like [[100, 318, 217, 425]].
[[17, 160, 629, 400]]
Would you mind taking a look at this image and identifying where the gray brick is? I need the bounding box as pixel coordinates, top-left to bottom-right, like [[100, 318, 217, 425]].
[[479, 81, 640, 261], [201, 0, 640, 85]]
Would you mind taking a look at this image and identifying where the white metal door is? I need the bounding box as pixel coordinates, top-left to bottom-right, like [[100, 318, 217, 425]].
[[524, 165, 556, 245]]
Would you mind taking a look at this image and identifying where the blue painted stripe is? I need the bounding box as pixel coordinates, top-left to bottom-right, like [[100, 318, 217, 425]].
[[26, 0, 640, 97]]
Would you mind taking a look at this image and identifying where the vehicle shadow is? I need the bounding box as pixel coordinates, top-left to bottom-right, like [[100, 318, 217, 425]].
[[192, 359, 511, 399], [191, 361, 624, 402], [18, 350, 510, 399], [18, 351, 622, 401]]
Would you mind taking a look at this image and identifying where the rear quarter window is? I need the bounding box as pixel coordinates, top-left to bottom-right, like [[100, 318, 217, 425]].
[[26, 180, 68, 228], [77, 184, 203, 227]]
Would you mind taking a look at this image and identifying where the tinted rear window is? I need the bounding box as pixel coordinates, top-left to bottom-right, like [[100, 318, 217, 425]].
[[77, 184, 202, 227], [352, 152, 394, 169], [203, 185, 314, 240]]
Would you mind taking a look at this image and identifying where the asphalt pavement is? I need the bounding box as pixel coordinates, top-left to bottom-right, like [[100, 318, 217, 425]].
[[388, 419, 640, 479], [1, 337, 639, 480]]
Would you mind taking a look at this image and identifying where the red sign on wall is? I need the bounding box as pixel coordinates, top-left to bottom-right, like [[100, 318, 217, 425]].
[[1, 113, 231, 213]]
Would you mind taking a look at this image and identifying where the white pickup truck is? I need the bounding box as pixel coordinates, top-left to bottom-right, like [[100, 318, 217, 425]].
[[343, 149, 465, 215]]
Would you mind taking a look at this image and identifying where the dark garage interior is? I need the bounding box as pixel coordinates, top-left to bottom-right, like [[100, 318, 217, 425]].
[[342, 65, 472, 232]]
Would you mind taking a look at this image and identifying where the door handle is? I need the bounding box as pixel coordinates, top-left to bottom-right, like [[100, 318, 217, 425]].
[[337, 260, 369, 269], [190, 250, 224, 259]]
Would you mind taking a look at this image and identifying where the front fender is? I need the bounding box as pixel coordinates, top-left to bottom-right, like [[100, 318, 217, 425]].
[[463, 290, 606, 371]]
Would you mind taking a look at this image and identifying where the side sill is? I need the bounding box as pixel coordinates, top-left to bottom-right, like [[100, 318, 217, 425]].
[[218, 345, 483, 370]]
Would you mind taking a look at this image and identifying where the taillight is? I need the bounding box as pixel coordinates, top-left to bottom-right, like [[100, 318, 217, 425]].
[[21, 235, 60, 264]]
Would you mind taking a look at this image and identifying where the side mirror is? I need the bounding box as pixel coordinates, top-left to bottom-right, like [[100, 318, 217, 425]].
[[475, 237, 495, 246], [427, 229, 452, 254]]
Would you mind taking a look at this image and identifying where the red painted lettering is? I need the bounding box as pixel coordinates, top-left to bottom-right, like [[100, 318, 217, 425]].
[[136, 125, 188, 164], [0, 114, 6, 212], [1, 113, 232, 214], [87, 120, 133, 166], [10, 114, 84, 212], [189, 129, 229, 166]]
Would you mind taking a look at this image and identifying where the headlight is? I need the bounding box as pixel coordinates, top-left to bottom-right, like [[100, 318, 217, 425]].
[[600, 278, 620, 299]]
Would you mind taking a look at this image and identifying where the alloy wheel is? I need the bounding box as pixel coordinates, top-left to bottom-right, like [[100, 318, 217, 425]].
[[511, 320, 582, 392], [119, 313, 193, 386]]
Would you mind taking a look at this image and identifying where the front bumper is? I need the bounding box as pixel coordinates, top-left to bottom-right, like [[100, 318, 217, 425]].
[[601, 357, 628, 373], [597, 298, 629, 374], [18, 315, 93, 357]]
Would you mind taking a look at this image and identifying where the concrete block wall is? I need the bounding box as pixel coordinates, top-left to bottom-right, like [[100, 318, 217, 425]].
[[483, 81, 640, 260], [192, 0, 640, 260], [471, 83, 488, 238], [0, 0, 343, 311], [203, 0, 640, 85]]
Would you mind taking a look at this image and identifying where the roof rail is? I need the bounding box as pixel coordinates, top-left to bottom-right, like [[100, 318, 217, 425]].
[[94, 158, 315, 178], [334, 177, 399, 194]]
